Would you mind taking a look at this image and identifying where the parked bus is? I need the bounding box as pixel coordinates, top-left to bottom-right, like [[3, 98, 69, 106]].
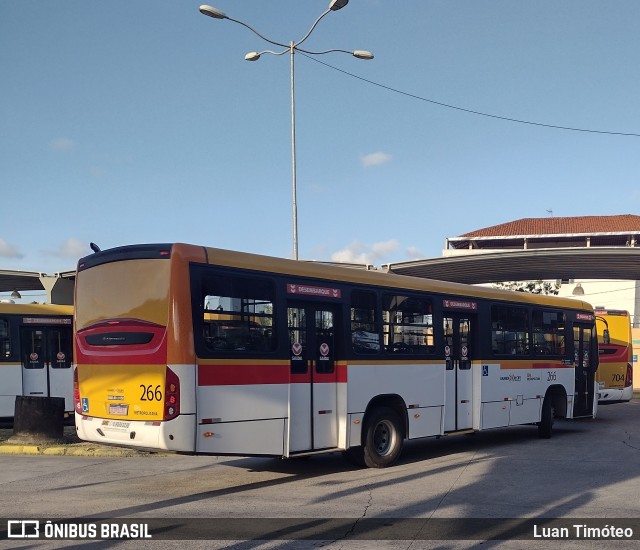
[[74, 243, 599, 467], [595, 309, 633, 403], [0, 302, 74, 418]]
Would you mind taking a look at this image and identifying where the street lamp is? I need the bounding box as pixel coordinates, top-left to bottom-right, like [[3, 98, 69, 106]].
[[199, 1, 373, 260]]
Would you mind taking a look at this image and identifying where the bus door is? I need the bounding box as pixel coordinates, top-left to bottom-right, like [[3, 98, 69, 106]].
[[573, 324, 596, 417], [287, 302, 339, 452], [20, 326, 73, 409], [443, 314, 473, 431]]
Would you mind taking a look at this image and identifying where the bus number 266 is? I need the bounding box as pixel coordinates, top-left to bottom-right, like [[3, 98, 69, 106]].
[[140, 384, 163, 401]]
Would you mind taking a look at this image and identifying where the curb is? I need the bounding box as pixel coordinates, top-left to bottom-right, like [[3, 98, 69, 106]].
[[0, 427, 163, 457], [0, 443, 162, 457], [0, 445, 41, 455]]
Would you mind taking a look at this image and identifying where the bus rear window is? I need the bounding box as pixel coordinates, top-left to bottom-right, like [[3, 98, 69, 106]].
[[75, 259, 170, 330]]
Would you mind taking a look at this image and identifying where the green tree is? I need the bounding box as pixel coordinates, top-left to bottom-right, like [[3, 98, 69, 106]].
[[493, 280, 560, 295]]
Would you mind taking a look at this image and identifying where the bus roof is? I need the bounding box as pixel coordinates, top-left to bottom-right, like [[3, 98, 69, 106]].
[[78, 242, 596, 313], [0, 302, 73, 316], [193, 244, 596, 312]]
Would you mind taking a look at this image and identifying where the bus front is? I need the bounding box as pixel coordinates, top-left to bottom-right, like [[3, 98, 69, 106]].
[[595, 309, 634, 403], [74, 244, 199, 451]]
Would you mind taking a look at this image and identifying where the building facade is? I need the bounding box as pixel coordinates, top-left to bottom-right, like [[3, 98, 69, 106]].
[[445, 214, 640, 390]]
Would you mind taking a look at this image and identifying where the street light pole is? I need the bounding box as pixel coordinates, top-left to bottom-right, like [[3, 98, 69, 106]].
[[289, 40, 298, 261], [199, 1, 373, 260]]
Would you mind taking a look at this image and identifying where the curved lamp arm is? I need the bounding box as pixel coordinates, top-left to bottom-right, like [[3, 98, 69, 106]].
[[294, 8, 332, 49], [295, 47, 374, 59], [199, 5, 288, 49], [200, 2, 352, 52], [245, 49, 289, 61], [226, 16, 289, 49]]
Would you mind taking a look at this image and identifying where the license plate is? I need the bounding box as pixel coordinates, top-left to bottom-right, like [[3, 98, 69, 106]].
[[109, 404, 129, 416]]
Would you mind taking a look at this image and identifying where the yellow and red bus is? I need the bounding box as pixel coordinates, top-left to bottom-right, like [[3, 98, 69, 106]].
[[74, 243, 599, 467], [0, 302, 74, 418], [595, 309, 633, 403]]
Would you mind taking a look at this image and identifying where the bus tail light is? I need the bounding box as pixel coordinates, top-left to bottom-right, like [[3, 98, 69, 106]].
[[73, 367, 82, 415], [625, 364, 633, 388], [164, 367, 180, 421]]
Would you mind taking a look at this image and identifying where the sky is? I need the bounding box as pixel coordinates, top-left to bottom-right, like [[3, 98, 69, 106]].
[[2, 0, 640, 285]]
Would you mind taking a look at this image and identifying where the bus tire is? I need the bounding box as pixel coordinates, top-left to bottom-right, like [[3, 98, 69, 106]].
[[538, 395, 554, 439], [362, 407, 404, 468]]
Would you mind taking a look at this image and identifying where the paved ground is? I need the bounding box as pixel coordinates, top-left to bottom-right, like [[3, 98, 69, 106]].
[[1, 400, 640, 549], [1, 390, 639, 458]]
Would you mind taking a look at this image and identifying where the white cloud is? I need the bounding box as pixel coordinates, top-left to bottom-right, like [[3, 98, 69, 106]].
[[50, 138, 75, 152], [46, 238, 90, 259], [0, 238, 24, 258], [405, 246, 424, 259], [331, 239, 400, 265], [60, 238, 90, 258], [329, 241, 427, 266], [360, 151, 392, 168]]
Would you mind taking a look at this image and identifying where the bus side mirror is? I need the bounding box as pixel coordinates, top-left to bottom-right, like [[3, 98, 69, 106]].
[[603, 329, 610, 345]]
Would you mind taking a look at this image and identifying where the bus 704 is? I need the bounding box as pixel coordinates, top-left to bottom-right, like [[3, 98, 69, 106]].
[[595, 309, 633, 403], [74, 243, 599, 468], [0, 302, 74, 418]]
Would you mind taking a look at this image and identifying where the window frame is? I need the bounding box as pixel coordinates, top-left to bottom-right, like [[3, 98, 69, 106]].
[[196, 268, 279, 357], [382, 293, 434, 356], [350, 289, 381, 355], [532, 309, 566, 356], [491, 304, 530, 357]]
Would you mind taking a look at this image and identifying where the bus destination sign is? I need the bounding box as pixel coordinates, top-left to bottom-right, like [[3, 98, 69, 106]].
[[287, 284, 341, 299], [443, 299, 478, 311]]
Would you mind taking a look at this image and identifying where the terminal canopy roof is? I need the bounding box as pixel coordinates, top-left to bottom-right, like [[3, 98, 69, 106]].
[[385, 248, 640, 284], [0, 269, 76, 303]]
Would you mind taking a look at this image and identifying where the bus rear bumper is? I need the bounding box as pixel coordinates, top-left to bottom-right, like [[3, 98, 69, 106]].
[[75, 413, 195, 452], [598, 385, 633, 403]]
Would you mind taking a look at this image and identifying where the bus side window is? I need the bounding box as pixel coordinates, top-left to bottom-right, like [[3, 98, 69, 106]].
[[533, 310, 565, 355], [491, 305, 529, 356], [201, 275, 277, 353], [0, 319, 9, 359], [350, 290, 380, 354], [382, 294, 434, 354]]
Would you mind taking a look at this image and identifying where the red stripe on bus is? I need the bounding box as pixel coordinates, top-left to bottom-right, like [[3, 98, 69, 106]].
[[197, 362, 348, 386], [499, 361, 572, 370], [337, 363, 347, 383], [75, 321, 168, 365], [198, 363, 290, 385], [532, 362, 572, 369], [75, 339, 167, 365], [599, 345, 630, 361]]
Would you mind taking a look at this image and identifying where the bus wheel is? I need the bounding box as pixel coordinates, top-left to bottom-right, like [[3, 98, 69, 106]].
[[362, 407, 404, 468], [538, 395, 554, 439]]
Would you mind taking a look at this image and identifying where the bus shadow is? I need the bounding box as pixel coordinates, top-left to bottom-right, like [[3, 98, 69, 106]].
[[217, 421, 584, 474]]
